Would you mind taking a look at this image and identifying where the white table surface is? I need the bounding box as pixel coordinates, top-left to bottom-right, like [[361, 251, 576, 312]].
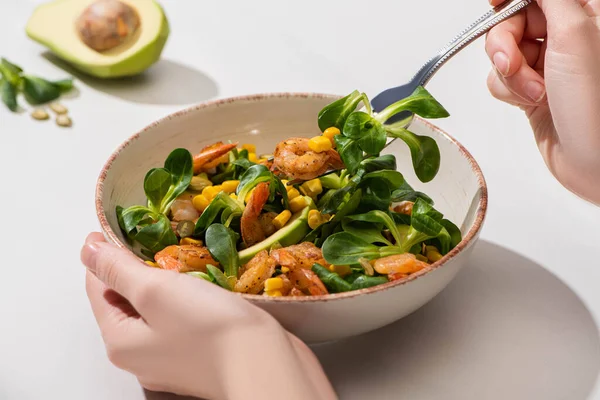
[[1, 0, 599, 399]]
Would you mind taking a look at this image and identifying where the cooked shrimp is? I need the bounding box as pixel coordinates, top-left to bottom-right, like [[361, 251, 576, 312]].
[[272, 137, 344, 181], [259, 212, 278, 237], [154, 244, 218, 273], [372, 253, 428, 275], [287, 268, 328, 296], [193, 141, 238, 173], [170, 199, 200, 222], [271, 242, 327, 270], [234, 250, 277, 294], [240, 182, 270, 247]]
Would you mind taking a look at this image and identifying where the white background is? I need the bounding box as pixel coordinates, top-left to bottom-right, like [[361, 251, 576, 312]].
[[1, 0, 599, 399]]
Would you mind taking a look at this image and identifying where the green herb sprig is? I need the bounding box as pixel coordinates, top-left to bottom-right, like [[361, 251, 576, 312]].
[[0, 57, 74, 112]]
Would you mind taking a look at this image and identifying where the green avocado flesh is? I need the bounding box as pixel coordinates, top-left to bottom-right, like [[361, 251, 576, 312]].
[[26, 0, 170, 78], [239, 205, 311, 264]]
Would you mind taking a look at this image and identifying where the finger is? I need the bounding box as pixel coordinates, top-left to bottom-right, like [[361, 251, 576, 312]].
[[86, 232, 105, 244], [500, 54, 547, 103], [486, 16, 526, 77], [579, 0, 600, 16], [523, 4, 547, 39], [520, 39, 543, 67], [81, 240, 172, 314], [487, 70, 534, 106], [537, 0, 586, 27], [86, 271, 146, 335]]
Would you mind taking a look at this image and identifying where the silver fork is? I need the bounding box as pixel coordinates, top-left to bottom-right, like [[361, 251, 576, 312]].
[[370, 0, 534, 123]]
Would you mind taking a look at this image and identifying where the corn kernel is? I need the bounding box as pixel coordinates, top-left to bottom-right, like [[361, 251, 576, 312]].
[[265, 290, 283, 297], [222, 180, 240, 193], [242, 144, 256, 153], [273, 210, 292, 229], [265, 277, 284, 291], [229, 193, 238, 200], [180, 237, 203, 246], [281, 179, 289, 185], [192, 194, 210, 212], [328, 264, 351, 277], [308, 209, 326, 230], [244, 188, 256, 203], [202, 185, 222, 201], [287, 187, 300, 200], [289, 196, 307, 213], [416, 254, 429, 263], [323, 127, 341, 145], [248, 153, 258, 163], [300, 179, 323, 198], [426, 245, 439, 253], [308, 135, 333, 153], [281, 266, 290, 273], [427, 251, 443, 263], [145, 260, 158, 268]]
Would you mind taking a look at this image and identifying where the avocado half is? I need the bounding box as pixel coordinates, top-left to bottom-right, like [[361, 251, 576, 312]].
[[26, 0, 170, 78]]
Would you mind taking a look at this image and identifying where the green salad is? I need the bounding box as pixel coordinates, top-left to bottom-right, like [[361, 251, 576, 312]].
[[116, 87, 462, 296]]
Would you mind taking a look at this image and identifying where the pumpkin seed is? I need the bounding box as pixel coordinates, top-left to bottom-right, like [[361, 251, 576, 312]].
[[31, 108, 49, 120], [49, 102, 68, 114], [56, 114, 72, 127]]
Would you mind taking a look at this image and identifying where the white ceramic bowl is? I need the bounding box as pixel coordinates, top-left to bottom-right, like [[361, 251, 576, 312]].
[[96, 93, 488, 343]]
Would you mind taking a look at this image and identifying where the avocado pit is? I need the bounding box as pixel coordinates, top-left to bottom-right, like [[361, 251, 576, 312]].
[[75, 0, 140, 52]]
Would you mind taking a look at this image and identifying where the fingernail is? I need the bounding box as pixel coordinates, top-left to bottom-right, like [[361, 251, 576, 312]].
[[525, 81, 546, 103], [82, 242, 100, 273], [493, 52, 510, 76]]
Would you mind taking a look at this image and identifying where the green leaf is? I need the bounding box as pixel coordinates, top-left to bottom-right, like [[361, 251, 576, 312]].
[[351, 275, 389, 290], [237, 164, 272, 202], [134, 214, 178, 253], [162, 148, 194, 211], [391, 180, 433, 204], [400, 198, 448, 252], [343, 112, 387, 155], [186, 271, 214, 282], [362, 170, 404, 189], [358, 180, 391, 212], [322, 232, 388, 265], [205, 224, 240, 277], [375, 86, 450, 123], [341, 219, 392, 246], [0, 58, 23, 86], [318, 90, 363, 131], [441, 219, 462, 249], [312, 263, 352, 293], [345, 210, 403, 245], [385, 126, 441, 183], [1, 79, 18, 112], [1, 58, 23, 74], [117, 205, 153, 235], [358, 155, 397, 173], [51, 78, 74, 93], [271, 175, 290, 209], [22, 76, 61, 105], [334, 135, 363, 175], [207, 264, 232, 290], [194, 191, 243, 235], [143, 168, 172, 213]]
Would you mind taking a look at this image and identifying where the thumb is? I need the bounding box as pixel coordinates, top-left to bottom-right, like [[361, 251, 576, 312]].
[[536, 0, 586, 28], [81, 238, 168, 310]]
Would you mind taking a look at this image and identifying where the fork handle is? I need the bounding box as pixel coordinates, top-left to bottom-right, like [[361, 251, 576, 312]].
[[412, 0, 534, 87]]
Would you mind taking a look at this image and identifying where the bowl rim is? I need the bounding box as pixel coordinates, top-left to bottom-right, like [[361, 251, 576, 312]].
[[96, 92, 488, 303]]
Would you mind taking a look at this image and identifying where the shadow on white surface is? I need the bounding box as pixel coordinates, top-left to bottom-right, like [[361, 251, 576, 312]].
[[313, 240, 600, 400], [41, 53, 219, 105]]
